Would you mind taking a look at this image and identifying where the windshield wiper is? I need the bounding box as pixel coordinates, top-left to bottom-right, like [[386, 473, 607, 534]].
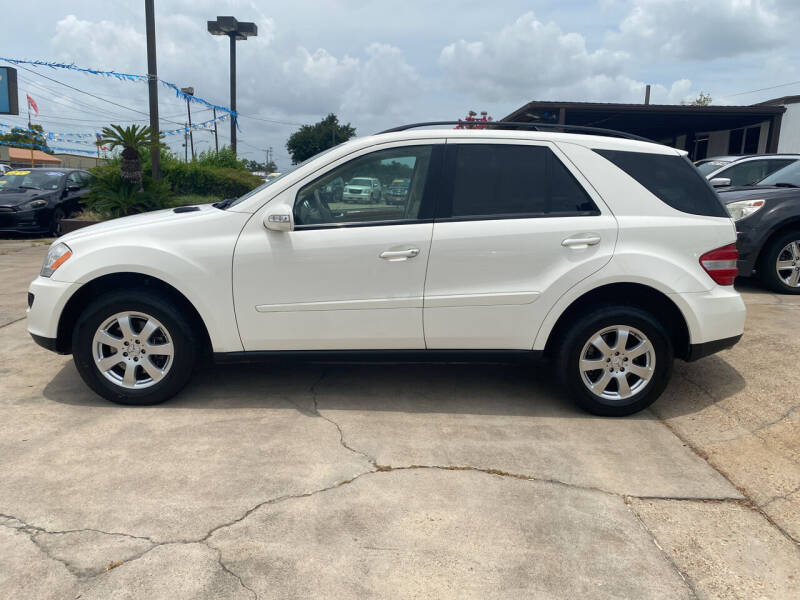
[[213, 198, 235, 209], [771, 182, 799, 188], [18, 185, 42, 190]]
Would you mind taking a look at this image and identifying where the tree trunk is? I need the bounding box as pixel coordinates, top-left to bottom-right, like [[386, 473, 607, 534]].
[[121, 147, 143, 191]]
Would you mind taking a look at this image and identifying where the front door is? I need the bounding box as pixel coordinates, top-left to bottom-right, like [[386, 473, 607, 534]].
[[423, 140, 618, 349], [233, 142, 442, 351]]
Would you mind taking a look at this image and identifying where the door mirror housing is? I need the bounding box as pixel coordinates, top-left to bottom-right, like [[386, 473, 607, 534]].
[[710, 177, 731, 188], [66, 184, 81, 192], [264, 206, 294, 232]]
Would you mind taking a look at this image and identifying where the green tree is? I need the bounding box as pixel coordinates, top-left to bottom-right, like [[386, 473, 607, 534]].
[[0, 124, 51, 153], [286, 114, 355, 164], [688, 92, 712, 106], [97, 124, 162, 189], [245, 158, 277, 172]]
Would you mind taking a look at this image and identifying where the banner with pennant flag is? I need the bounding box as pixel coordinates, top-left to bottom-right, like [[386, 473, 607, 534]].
[[26, 93, 38, 116]]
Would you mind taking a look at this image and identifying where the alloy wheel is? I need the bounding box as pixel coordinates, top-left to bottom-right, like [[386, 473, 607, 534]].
[[775, 240, 800, 288], [578, 325, 655, 401], [92, 311, 174, 389]]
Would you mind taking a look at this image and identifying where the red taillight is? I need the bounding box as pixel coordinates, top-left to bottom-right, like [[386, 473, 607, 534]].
[[700, 243, 738, 285]]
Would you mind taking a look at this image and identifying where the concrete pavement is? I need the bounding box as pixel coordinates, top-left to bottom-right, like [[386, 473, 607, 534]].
[[0, 240, 797, 599]]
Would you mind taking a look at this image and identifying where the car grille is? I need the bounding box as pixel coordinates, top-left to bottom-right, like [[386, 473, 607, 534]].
[[0, 214, 16, 227]]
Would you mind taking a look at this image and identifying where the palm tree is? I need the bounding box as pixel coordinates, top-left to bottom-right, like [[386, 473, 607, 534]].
[[98, 124, 160, 190]]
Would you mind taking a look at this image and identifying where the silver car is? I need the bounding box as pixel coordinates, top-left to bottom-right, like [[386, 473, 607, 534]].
[[696, 154, 800, 187]]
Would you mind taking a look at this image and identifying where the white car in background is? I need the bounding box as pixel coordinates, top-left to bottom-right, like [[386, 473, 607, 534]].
[[343, 176, 381, 203], [27, 122, 745, 416], [696, 154, 800, 187]]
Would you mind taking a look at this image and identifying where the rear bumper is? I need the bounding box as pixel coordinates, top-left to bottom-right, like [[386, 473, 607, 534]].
[[30, 332, 61, 353], [669, 286, 746, 352], [686, 334, 742, 361]]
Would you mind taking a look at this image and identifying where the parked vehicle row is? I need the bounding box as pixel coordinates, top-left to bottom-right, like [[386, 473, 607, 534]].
[[28, 124, 745, 417], [0, 168, 92, 235]]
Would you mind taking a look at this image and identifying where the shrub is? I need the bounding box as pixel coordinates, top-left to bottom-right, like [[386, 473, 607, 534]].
[[162, 162, 262, 198], [84, 165, 172, 219]]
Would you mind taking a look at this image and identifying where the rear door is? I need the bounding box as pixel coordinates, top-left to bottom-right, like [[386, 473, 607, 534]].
[[423, 139, 617, 349]]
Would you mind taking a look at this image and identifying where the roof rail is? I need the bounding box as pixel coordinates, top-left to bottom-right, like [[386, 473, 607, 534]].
[[377, 121, 654, 143]]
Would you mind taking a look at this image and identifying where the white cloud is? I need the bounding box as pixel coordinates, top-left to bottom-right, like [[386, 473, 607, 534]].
[[606, 0, 794, 61], [438, 11, 694, 105]]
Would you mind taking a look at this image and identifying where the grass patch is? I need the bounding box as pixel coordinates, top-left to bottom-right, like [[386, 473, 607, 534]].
[[170, 194, 221, 206]]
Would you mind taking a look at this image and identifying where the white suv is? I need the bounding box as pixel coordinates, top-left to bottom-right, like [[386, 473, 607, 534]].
[[27, 124, 745, 416]]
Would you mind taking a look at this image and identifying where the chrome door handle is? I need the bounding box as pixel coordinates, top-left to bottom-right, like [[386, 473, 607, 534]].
[[380, 248, 420, 260], [562, 235, 601, 248]]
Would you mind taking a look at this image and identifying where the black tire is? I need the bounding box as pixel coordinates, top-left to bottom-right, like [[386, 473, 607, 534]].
[[50, 207, 66, 237], [555, 304, 673, 416], [72, 289, 198, 405], [758, 230, 800, 294]]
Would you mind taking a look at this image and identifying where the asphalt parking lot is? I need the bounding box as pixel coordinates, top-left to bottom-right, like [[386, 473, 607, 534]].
[[1, 239, 798, 599]]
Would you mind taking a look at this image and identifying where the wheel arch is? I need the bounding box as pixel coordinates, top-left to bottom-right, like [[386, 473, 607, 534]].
[[55, 272, 212, 356], [541, 282, 691, 360]]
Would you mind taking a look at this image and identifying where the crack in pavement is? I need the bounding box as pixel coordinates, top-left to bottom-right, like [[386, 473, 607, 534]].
[[660, 373, 800, 547]]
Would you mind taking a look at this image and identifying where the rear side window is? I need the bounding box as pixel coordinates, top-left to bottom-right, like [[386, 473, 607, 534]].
[[446, 144, 598, 218], [595, 149, 727, 217]]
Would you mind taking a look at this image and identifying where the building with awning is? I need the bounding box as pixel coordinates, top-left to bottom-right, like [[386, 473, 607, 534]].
[[0, 146, 62, 167], [503, 98, 795, 161]]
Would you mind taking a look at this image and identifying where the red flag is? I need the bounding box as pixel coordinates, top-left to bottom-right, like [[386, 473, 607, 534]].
[[26, 94, 39, 116]]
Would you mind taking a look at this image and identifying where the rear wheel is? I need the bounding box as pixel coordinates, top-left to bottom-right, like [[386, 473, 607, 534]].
[[556, 305, 673, 416], [72, 290, 198, 405], [759, 231, 800, 294]]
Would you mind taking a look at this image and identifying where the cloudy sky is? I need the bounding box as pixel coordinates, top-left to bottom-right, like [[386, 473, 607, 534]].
[[3, 0, 799, 169]]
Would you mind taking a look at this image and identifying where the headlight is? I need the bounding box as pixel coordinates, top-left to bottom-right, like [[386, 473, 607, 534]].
[[726, 199, 765, 221], [40, 242, 72, 278], [23, 199, 48, 210]]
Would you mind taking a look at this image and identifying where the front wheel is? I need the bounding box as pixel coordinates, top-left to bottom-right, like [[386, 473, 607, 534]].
[[759, 231, 800, 294], [72, 290, 198, 405], [50, 207, 65, 237], [555, 305, 673, 416]]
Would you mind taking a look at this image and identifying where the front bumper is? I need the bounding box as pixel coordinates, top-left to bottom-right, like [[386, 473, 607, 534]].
[[0, 207, 50, 233], [27, 276, 80, 353]]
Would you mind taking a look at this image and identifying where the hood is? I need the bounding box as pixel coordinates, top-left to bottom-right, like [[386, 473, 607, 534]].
[[58, 203, 220, 244], [716, 185, 800, 205], [0, 187, 58, 207]]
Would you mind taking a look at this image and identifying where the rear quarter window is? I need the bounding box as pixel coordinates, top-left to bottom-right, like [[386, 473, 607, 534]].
[[595, 149, 728, 217]]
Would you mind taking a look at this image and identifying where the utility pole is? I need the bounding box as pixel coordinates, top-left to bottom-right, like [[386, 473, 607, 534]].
[[181, 87, 195, 159], [184, 123, 188, 163], [213, 108, 219, 152], [644, 84, 651, 105], [144, 0, 161, 179]]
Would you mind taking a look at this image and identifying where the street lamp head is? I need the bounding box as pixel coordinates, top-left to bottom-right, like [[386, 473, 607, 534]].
[[207, 16, 257, 40], [180, 86, 194, 96]]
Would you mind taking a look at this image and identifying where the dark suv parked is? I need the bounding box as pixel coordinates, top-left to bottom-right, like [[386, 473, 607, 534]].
[[719, 161, 800, 293], [0, 168, 92, 236]]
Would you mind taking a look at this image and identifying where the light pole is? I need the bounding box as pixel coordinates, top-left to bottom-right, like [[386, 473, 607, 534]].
[[180, 86, 195, 160], [207, 16, 257, 156]]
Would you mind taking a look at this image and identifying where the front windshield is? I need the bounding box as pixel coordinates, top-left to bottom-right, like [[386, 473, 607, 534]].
[[224, 145, 342, 209], [0, 170, 64, 191], [757, 161, 800, 187], [350, 178, 372, 186], [695, 160, 730, 176]]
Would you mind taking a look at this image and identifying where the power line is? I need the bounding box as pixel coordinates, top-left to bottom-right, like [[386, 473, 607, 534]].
[[11, 62, 186, 126], [719, 79, 800, 100]]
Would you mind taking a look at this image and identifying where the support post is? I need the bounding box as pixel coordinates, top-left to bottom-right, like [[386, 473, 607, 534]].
[[213, 108, 219, 152]]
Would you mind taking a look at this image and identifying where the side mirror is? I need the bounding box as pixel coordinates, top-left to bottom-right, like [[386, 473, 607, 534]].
[[710, 177, 731, 187], [264, 206, 294, 232], [66, 184, 81, 192]]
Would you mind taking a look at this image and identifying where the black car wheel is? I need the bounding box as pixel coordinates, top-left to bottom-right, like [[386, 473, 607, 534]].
[[50, 207, 66, 237], [759, 230, 800, 294]]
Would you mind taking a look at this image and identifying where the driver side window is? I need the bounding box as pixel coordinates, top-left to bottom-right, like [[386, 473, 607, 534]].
[[293, 145, 433, 227]]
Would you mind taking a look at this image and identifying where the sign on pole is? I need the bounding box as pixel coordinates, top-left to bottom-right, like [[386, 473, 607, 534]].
[[0, 67, 19, 115]]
